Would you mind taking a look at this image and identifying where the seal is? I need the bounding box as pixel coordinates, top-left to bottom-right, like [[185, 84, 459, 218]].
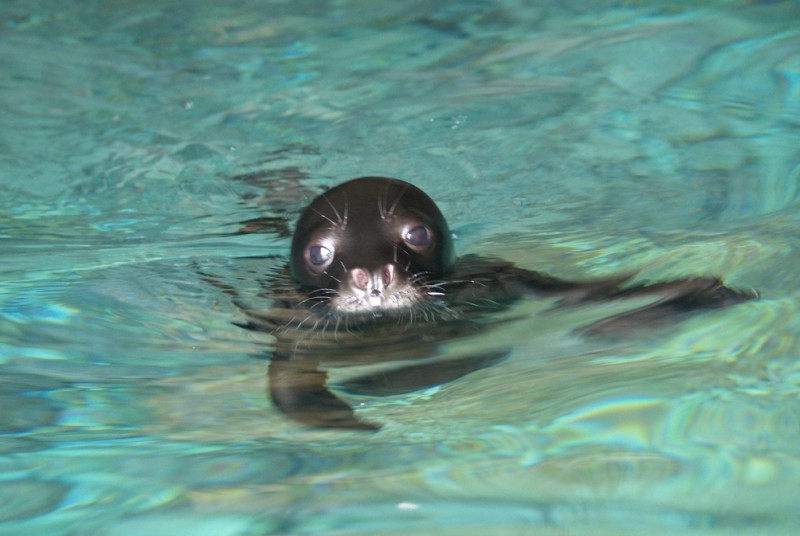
[[225, 176, 757, 430], [289, 177, 454, 314]]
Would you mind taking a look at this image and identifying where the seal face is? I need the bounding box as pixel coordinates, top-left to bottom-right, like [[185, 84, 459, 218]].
[[290, 177, 455, 314]]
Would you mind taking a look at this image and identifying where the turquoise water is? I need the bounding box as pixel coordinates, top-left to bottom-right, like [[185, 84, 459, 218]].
[[2, 0, 800, 533]]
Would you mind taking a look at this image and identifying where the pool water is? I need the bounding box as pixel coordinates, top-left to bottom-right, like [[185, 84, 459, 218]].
[[2, 0, 800, 534]]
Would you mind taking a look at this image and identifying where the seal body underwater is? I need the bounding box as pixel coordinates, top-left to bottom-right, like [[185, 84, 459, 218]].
[[226, 176, 757, 430]]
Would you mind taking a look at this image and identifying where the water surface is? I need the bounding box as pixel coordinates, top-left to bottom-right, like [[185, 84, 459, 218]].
[[2, 1, 800, 534]]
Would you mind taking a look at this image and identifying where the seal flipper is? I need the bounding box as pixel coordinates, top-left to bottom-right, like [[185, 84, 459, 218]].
[[500, 266, 635, 305], [450, 256, 756, 333], [338, 349, 510, 396], [577, 276, 758, 335], [449, 255, 635, 307], [268, 358, 380, 430]]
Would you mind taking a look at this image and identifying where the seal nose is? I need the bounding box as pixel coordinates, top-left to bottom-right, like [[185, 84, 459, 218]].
[[381, 264, 395, 287], [352, 268, 369, 291], [350, 264, 395, 291]]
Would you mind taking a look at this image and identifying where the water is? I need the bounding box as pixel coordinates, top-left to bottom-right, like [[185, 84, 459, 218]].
[[2, 0, 800, 533]]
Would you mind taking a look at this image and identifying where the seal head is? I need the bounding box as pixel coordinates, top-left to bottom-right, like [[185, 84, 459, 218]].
[[290, 176, 455, 313]]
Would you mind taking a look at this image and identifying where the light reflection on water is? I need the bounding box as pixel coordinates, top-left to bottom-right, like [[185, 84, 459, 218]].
[[2, 0, 800, 534]]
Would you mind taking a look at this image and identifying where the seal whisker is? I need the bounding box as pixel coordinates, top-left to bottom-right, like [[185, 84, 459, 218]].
[[386, 183, 410, 218], [321, 192, 347, 226], [284, 313, 315, 344], [324, 270, 342, 284], [378, 187, 388, 220], [310, 205, 340, 227], [296, 295, 329, 308], [333, 315, 341, 341], [411, 273, 436, 285]]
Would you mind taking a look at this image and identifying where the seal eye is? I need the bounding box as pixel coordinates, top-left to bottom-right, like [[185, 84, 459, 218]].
[[307, 244, 333, 269], [404, 225, 431, 249]]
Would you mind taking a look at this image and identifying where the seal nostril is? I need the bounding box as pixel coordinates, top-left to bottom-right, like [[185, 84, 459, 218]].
[[382, 264, 394, 287], [352, 268, 369, 290]]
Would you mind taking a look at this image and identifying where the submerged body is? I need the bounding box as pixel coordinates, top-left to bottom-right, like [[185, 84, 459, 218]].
[[233, 177, 756, 430]]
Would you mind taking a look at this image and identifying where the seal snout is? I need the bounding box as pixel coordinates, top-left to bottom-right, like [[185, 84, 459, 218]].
[[351, 264, 395, 292], [349, 264, 396, 308], [330, 263, 420, 312]]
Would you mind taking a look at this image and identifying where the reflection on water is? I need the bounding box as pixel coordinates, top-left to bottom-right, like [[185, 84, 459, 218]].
[[2, 0, 800, 534]]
